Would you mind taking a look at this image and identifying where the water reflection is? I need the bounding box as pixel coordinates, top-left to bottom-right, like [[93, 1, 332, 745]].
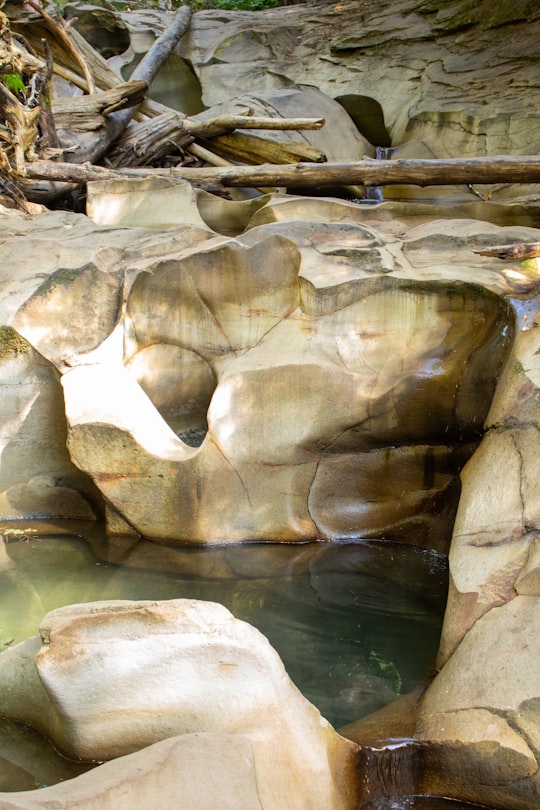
[[0, 718, 92, 792], [0, 525, 449, 791], [359, 798, 492, 809], [0, 525, 448, 730]]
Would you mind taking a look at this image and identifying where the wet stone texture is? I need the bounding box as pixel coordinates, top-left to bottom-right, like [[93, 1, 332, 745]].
[[0, 0, 539, 807], [1, 179, 540, 808], [0, 189, 518, 547], [6, 76, 540, 810]]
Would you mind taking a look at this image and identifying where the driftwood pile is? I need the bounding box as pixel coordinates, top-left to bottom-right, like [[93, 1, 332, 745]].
[[0, 3, 327, 207], [1, 2, 540, 213]]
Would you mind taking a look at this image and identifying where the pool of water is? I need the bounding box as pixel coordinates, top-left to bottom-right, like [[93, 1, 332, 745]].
[[0, 523, 448, 790]]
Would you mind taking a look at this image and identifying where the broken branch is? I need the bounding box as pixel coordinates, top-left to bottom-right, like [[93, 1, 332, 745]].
[[52, 80, 149, 131], [25, 0, 96, 93], [69, 5, 191, 165], [184, 114, 325, 139]]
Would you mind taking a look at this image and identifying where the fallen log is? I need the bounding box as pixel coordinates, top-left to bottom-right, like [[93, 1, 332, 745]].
[[473, 243, 540, 260], [25, 0, 96, 94], [185, 114, 325, 139], [108, 111, 194, 167], [23, 155, 540, 189], [109, 113, 325, 168], [198, 131, 326, 166], [212, 155, 540, 188], [0, 82, 40, 175]]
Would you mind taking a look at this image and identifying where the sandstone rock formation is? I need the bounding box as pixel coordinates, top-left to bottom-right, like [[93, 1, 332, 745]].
[[1, 183, 539, 806], [176, 0, 540, 164], [0, 0, 539, 807], [106, 0, 540, 205], [0, 183, 528, 547], [0, 599, 360, 810], [416, 254, 540, 809]]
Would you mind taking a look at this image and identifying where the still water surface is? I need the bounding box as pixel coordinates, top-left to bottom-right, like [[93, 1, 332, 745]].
[[0, 524, 448, 790]]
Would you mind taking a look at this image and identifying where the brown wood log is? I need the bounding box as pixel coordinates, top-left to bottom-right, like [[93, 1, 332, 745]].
[[198, 132, 326, 165], [109, 113, 324, 168], [37, 38, 60, 151], [108, 111, 194, 167], [25, 0, 96, 93], [215, 155, 540, 188], [185, 114, 325, 139], [0, 82, 40, 174], [473, 243, 540, 260], [51, 80, 149, 132], [22, 155, 540, 189]]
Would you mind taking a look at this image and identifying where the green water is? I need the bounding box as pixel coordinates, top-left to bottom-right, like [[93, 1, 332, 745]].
[[0, 524, 448, 790]]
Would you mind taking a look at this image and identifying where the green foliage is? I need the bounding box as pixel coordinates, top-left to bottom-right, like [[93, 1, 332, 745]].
[[2, 72, 26, 95], [0, 326, 31, 360]]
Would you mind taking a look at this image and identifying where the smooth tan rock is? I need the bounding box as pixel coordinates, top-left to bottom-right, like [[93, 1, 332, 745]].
[[438, 331, 540, 658], [189, 86, 375, 162], [0, 600, 360, 810], [63, 239, 511, 543], [452, 427, 540, 548], [516, 535, 540, 595], [421, 707, 537, 783], [419, 598, 540, 807], [0, 333, 96, 520], [514, 698, 540, 755], [87, 175, 212, 230], [0, 208, 214, 524], [1, 201, 525, 544], [0, 733, 264, 810], [125, 342, 216, 437], [438, 533, 533, 662], [309, 444, 460, 549], [424, 596, 540, 716]]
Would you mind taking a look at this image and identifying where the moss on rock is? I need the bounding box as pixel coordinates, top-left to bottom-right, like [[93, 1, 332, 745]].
[[0, 326, 31, 360]]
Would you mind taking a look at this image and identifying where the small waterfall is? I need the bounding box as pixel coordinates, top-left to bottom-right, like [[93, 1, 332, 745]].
[[364, 146, 400, 203], [356, 739, 496, 809], [358, 739, 419, 805]]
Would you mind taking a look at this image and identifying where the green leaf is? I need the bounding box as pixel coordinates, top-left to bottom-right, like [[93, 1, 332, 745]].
[[3, 73, 26, 95]]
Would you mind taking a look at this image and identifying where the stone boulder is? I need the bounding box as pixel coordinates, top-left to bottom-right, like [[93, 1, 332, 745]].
[[105, 0, 540, 204], [188, 85, 375, 164], [418, 597, 540, 809], [0, 599, 360, 810], [416, 246, 540, 808], [0, 204, 212, 522]]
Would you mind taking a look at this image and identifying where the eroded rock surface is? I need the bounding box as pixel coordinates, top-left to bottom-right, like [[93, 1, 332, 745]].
[[0, 599, 360, 810], [2, 168, 540, 805], [1, 2, 540, 801], [0, 186, 527, 547], [417, 250, 540, 808], [178, 0, 540, 164]]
